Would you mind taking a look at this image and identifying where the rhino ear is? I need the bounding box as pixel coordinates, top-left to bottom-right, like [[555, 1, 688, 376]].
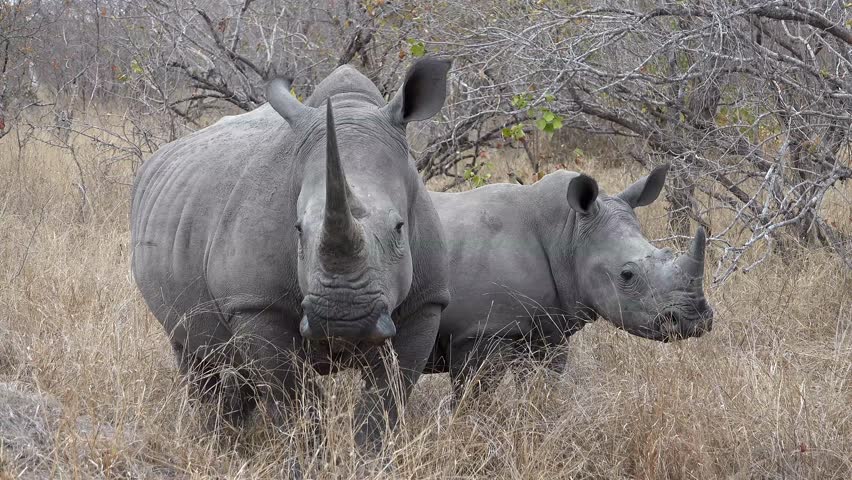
[[618, 164, 669, 208], [267, 77, 313, 125], [567, 174, 599, 214], [382, 57, 451, 125]]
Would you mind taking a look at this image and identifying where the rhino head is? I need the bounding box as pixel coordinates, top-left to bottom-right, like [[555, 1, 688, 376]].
[[266, 58, 451, 344], [565, 165, 713, 341]]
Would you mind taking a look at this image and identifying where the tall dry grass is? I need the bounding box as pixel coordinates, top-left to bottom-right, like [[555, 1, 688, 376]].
[[0, 127, 849, 479]]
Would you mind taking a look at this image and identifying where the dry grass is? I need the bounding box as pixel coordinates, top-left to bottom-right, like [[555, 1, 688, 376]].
[[0, 127, 850, 479]]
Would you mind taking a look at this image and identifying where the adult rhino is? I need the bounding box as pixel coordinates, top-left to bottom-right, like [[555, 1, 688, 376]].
[[130, 58, 452, 447], [425, 166, 713, 404]]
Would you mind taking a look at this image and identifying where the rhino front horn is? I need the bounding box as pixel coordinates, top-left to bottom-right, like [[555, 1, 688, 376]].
[[677, 227, 706, 279], [319, 99, 364, 268], [690, 226, 707, 265]]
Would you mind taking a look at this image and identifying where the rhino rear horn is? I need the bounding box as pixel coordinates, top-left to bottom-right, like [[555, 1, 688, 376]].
[[320, 100, 364, 267]]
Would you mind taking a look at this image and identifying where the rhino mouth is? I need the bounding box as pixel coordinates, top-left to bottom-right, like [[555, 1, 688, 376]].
[[299, 293, 396, 344], [653, 306, 713, 342], [299, 313, 396, 344]]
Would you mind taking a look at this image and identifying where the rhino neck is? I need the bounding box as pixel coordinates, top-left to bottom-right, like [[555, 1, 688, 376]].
[[555, 209, 600, 326], [529, 175, 593, 322]]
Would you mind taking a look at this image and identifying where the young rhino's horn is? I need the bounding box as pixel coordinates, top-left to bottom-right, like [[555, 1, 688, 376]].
[[676, 227, 706, 279]]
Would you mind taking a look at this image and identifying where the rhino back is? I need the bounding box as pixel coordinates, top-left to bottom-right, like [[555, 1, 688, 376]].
[[429, 185, 560, 340]]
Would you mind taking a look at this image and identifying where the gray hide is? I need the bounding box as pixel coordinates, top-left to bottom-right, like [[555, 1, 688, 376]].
[[130, 58, 452, 447], [425, 166, 713, 404]]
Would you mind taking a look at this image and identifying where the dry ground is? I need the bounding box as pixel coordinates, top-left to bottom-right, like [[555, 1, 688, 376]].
[[0, 126, 850, 479]]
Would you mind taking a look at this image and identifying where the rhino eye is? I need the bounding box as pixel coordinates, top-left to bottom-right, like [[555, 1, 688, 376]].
[[394, 221, 405, 233], [294, 222, 303, 234], [620, 270, 634, 282]]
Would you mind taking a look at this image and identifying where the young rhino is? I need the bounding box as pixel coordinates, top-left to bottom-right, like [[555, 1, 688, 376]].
[[425, 165, 713, 404]]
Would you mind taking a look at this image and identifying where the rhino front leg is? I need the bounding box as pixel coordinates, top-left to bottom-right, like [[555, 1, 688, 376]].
[[449, 338, 510, 410], [228, 309, 317, 426], [512, 343, 568, 399], [171, 340, 257, 427], [355, 303, 442, 451]]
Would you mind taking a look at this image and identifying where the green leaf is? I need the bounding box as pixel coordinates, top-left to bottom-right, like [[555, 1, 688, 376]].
[[543, 111, 554, 122], [511, 93, 530, 109], [407, 39, 426, 57], [130, 59, 144, 75], [544, 94, 555, 103], [502, 124, 525, 140], [551, 117, 562, 129], [677, 53, 690, 71], [463, 163, 492, 188], [535, 118, 547, 130]]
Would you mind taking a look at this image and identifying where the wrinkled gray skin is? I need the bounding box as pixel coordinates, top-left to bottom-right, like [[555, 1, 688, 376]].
[[131, 58, 452, 448], [425, 166, 713, 404]]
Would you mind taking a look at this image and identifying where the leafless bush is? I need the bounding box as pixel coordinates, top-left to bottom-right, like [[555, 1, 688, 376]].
[[4, 0, 851, 279], [0, 0, 57, 141], [411, 0, 852, 282]]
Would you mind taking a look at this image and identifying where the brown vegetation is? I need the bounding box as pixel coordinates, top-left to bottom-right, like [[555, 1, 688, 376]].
[[1, 132, 849, 478], [2, 1, 850, 477]]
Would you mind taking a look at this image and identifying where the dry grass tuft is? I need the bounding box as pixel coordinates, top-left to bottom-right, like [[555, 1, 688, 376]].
[[1, 130, 849, 478]]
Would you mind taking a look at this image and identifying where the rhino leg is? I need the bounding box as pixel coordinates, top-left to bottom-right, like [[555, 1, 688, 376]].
[[227, 310, 322, 433], [511, 343, 568, 398], [521, 337, 569, 375], [540, 346, 568, 374], [448, 338, 510, 410], [171, 341, 257, 427], [354, 303, 442, 452]]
